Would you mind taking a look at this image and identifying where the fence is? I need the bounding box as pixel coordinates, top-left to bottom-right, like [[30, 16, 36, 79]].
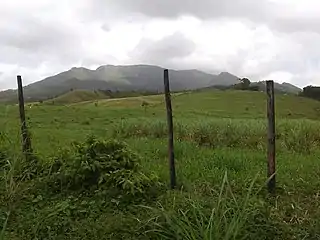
[[16, 73, 276, 193]]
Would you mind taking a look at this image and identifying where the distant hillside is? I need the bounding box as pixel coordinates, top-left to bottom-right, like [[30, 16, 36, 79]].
[[0, 65, 240, 103], [206, 80, 302, 94], [212, 72, 240, 86], [45, 90, 109, 104], [250, 81, 302, 94], [45, 89, 163, 105], [0, 64, 302, 103]]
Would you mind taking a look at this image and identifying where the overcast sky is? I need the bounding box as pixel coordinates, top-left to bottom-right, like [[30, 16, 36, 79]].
[[1, 0, 320, 90]]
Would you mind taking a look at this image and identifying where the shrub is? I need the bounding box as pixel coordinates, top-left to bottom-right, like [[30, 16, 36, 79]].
[[45, 136, 161, 197]]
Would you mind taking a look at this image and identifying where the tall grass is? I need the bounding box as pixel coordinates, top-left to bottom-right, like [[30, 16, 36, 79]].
[[0, 154, 19, 240], [111, 118, 320, 153], [139, 172, 262, 239], [0, 212, 9, 240], [0, 122, 31, 239]]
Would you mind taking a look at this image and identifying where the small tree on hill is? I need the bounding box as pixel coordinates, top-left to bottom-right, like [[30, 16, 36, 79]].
[[234, 78, 251, 90], [240, 78, 251, 90]]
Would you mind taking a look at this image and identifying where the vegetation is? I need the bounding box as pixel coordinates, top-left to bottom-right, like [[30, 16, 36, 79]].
[[1, 89, 320, 239], [45, 89, 110, 104], [300, 85, 320, 101], [223, 77, 301, 94]]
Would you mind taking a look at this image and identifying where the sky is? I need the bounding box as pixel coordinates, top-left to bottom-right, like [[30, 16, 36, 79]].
[[1, 0, 320, 90]]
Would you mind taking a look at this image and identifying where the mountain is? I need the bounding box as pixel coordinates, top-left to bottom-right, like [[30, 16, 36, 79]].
[[250, 81, 302, 94], [213, 72, 240, 86], [0, 64, 303, 103], [280, 82, 302, 94], [0, 65, 240, 102]]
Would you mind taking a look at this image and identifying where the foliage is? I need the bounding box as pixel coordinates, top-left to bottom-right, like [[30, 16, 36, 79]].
[[236, 77, 251, 90], [1, 89, 320, 239], [300, 85, 320, 101], [43, 136, 161, 197]]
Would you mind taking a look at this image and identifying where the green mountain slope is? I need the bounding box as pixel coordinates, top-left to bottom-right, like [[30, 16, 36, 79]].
[[0, 64, 302, 103], [45, 90, 109, 104], [0, 65, 239, 103], [250, 81, 302, 94]]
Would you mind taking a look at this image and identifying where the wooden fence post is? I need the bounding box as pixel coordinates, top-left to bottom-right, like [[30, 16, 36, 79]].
[[164, 69, 176, 189], [266, 80, 276, 194], [17, 75, 32, 160]]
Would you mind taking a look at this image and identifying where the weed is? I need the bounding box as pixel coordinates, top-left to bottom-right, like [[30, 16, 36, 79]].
[[42, 136, 162, 198]]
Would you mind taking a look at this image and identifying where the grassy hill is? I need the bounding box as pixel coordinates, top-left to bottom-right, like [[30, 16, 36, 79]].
[[45, 89, 109, 104], [1, 90, 320, 239]]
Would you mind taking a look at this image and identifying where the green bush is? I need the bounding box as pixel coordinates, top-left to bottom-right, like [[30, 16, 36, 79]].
[[45, 136, 161, 197], [4, 137, 162, 238]]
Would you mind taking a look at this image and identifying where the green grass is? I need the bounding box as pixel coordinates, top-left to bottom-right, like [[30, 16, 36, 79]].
[[45, 89, 109, 104], [1, 89, 320, 239]]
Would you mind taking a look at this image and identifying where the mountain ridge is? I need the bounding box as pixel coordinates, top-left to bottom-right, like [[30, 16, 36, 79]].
[[0, 64, 302, 102]]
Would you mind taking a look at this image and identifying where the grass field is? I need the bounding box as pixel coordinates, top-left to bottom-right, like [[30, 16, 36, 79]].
[[1, 89, 320, 239], [45, 89, 109, 104]]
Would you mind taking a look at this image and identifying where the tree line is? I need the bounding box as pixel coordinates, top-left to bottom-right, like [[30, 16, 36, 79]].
[[299, 86, 320, 101]]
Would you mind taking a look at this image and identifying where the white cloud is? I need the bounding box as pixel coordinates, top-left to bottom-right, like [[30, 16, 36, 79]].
[[1, 0, 320, 90]]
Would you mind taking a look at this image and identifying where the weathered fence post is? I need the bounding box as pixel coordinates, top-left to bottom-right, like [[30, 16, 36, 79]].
[[164, 69, 176, 189], [17, 75, 32, 160], [266, 80, 276, 194]]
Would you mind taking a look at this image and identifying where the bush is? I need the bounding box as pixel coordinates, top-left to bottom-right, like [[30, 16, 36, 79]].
[[45, 136, 161, 197], [0, 137, 162, 239]]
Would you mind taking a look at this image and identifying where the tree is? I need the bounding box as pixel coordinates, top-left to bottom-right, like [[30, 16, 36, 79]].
[[300, 85, 320, 101], [239, 78, 251, 90], [233, 78, 251, 90]]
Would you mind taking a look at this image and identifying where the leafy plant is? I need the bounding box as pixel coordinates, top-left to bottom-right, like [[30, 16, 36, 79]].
[[45, 136, 162, 197]]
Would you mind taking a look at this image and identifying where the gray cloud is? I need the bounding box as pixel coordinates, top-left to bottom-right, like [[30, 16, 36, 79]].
[[1, 0, 320, 89], [270, 18, 320, 34], [101, 23, 111, 32], [264, 32, 320, 74], [130, 32, 196, 65], [0, 17, 67, 51], [0, 12, 87, 68], [95, 0, 273, 22], [93, 0, 320, 35], [0, 78, 14, 90]]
